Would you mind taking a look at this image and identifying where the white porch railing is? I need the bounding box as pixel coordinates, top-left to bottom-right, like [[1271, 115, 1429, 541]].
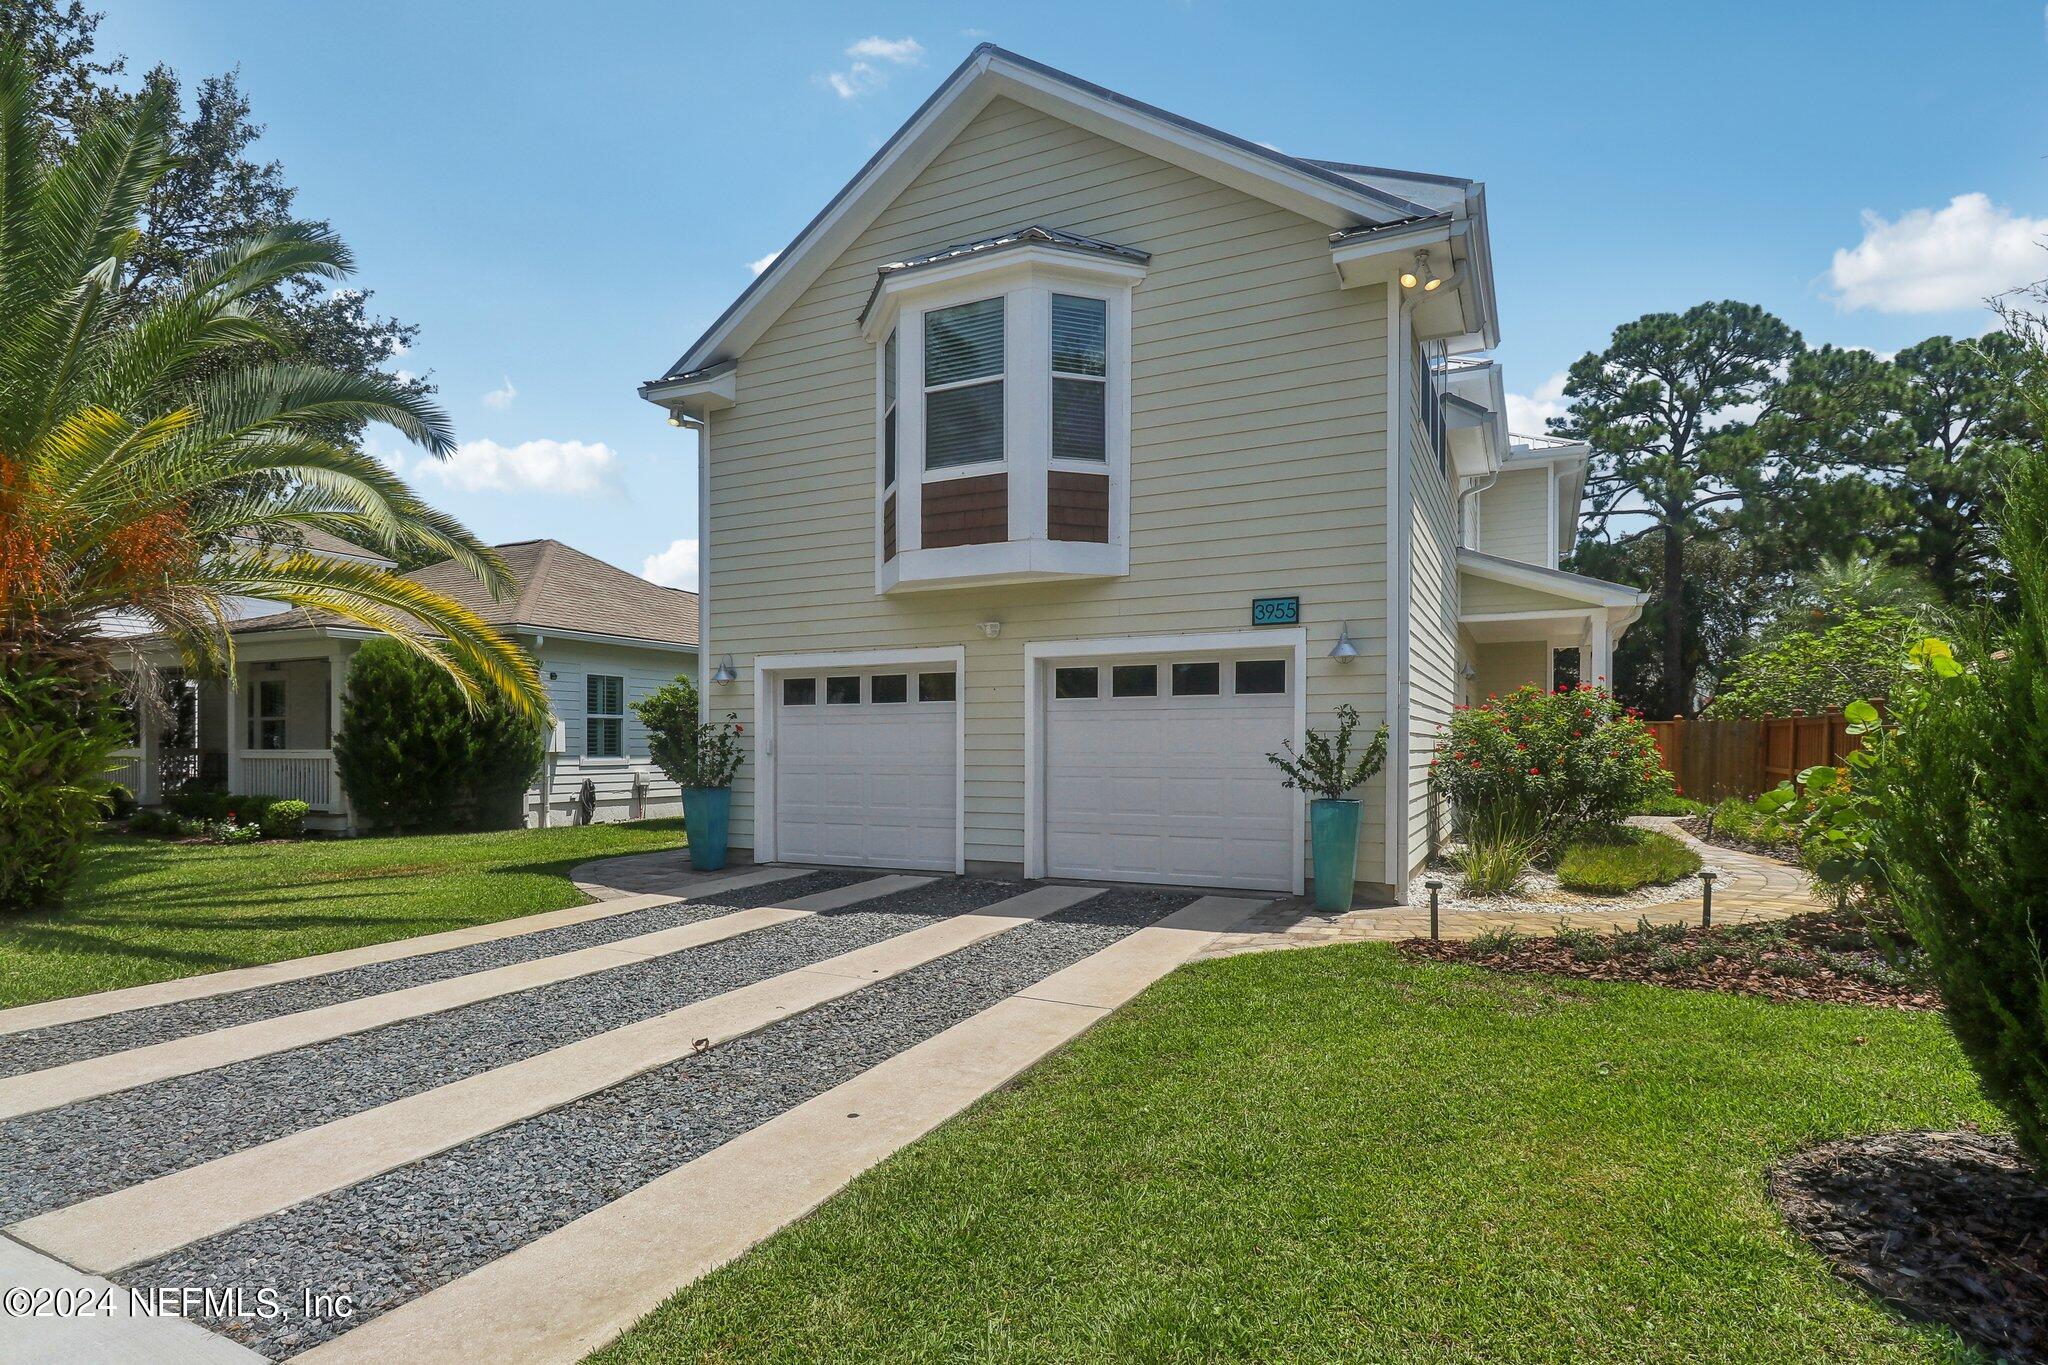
[[107, 750, 144, 794], [237, 750, 338, 809]]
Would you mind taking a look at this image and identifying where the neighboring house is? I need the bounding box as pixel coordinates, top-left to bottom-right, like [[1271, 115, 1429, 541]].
[[111, 539, 700, 831], [639, 45, 1641, 902]]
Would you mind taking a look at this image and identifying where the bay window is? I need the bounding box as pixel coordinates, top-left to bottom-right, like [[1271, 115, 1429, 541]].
[[860, 230, 1144, 592]]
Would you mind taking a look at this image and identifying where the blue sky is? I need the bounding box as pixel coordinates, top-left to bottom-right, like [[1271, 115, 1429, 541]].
[[94, 1, 2048, 588]]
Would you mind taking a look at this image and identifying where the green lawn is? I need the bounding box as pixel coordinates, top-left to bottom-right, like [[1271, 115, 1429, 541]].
[[594, 944, 1991, 1364], [1557, 827, 1703, 894], [0, 820, 685, 1008]]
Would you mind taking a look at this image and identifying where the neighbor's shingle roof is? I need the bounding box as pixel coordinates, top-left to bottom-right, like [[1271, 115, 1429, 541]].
[[236, 539, 698, 648]]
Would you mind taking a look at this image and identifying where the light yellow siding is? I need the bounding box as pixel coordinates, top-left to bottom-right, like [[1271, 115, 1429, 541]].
[[1471, 639, 1552, 701], [1406, 350, 1459, 872], [1476, 467, 1553, 566], [1461, 574, 1594, 615], [704, 96, 1394, 886]]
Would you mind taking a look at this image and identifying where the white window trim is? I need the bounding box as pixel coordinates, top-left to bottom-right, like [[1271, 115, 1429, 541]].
[[752, 646, 967, 874], [864, 248, 1142, 594], [586, 673, 626, 759], [1021, 629, 1309, 895]]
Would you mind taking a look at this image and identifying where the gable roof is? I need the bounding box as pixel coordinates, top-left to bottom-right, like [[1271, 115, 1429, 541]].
[[1458, 548, 1645, 609], [644, 44, 1450, 394], [236, 539, 699, 649]]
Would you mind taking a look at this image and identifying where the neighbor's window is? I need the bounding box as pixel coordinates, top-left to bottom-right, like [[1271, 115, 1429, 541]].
[[248, 678, 287, 751], [1051, 294, 1107, 462], [586, 674, 624, 757], [882, 329, 899, 487], [924, 297, 1005, 470]]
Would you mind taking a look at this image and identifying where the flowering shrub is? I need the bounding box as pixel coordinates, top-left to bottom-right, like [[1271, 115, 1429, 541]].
[[1430, 683, 1671, 841]]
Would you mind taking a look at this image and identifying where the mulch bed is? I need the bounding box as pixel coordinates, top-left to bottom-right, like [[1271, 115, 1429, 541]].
[[1771, 1131, 2048, 1361], [1676, 813, 1801, 862], [1399, 910, 1941, 1011]]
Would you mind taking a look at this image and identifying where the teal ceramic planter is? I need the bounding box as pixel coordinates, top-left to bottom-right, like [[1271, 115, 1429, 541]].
[[681, 786, 732, 871], [1309, 798, 1362, 912]]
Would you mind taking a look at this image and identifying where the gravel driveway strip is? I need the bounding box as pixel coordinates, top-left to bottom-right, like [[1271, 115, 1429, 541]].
[[0, 875, 1025, 1226], [0, 870, 864, 1080], [122, 888, 1195, 1360]]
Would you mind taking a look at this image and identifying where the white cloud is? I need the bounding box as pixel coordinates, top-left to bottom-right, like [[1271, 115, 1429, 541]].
[[642, 538, 699, 591], [481, 375, 517, 409], [823, 35, 924, 99], [1505, 371, 1570, 438], [416, 438, 620, 496], [1827, 193, 2048, 313], [747, 250, 781, 276]]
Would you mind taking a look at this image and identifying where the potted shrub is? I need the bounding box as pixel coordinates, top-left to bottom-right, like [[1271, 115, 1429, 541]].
[[1267, 704, 1389, 911], [635, 676, 745, 871]]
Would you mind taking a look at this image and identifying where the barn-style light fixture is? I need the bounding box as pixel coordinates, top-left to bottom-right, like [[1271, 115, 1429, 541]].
[[1328, 623, 1359, 660], [710, 654, 737, 685]]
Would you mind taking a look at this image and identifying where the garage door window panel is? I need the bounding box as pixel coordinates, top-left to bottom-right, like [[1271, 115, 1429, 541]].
[[1234, 659, 1287, 695], [783, 677, 816, 706], [825, 676, 861, 705], [871, 673, 908, 704], [1171, 662, 1221, 697], [918, 671, 956, 703], [1111, 665, 1156, 698], [1053, 666, 1099, 700]]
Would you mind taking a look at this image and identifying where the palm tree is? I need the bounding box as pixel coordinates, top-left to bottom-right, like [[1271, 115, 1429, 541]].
[[0, 46, 544, 910]]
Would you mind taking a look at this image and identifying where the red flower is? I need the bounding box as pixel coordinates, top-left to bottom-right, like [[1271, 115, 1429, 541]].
[[1528, 767, 1541, 775]]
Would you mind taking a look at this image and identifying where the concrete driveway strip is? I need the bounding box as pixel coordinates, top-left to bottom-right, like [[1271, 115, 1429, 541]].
[[0, 867, 804, 1038], [0, 875, 928, 1121], [296, 893, 1263, 1365], [15, 884, 1105, 1275], [0, 1234, 263, 1365]]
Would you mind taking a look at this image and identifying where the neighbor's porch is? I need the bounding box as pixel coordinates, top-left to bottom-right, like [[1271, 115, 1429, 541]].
[[111, 636, 356, 822], [1456, 552, 1644, 705]]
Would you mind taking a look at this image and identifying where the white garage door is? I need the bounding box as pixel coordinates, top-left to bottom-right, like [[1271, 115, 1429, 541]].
[[773, 667, 957, 872], [1042, 655, 1296, 892]]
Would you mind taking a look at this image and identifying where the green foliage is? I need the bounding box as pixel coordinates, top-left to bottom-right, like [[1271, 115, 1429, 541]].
[[1702, 608, 1919, 718], [102, 782, 135, 819], [1266, 703, 1389, 801], [1857, 430, 2048, 1171], [1634, 791, 1707, 816], [1707, 795, 1797, 850], [0, 651, 125, 913], [1466, 926, 1523, 955], [1555, 301, 1807, 718], [259, 799, 308, 839], [1555, 828, 1701, 895], [1432, 684, 1670, 842], [333, 640, 544, 833], [1453, 805, 1542, 897], [0, 39, 541, 718], [631, 674, 743, 789], [166, 790, 280, 823]]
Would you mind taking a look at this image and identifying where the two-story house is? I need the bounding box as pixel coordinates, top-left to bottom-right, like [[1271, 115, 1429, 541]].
[[641, 46, 1641, 903]]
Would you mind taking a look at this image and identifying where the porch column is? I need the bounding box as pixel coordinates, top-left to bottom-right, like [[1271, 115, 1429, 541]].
[[329, 643, 351, 824], [137, 690, 156, 804], [1589, 613, 1611, 687], [225, 665, 242, 796]]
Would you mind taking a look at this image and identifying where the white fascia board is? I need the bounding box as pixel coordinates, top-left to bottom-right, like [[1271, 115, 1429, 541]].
[[652, 48, 1413, 387], [1329, 217, 1457, 283], [1458, 548, 1645, 607], [859, 246, 1147, 341], [640, 364, 736, 415]]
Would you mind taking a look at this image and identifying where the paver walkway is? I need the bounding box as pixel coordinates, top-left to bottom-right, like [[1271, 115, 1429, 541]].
[[0, 866, 1267, 1365], [1200, 817, 1820, 958]]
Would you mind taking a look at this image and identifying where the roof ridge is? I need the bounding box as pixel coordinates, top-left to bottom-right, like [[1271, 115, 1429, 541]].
[[513, 539, 557, 621]]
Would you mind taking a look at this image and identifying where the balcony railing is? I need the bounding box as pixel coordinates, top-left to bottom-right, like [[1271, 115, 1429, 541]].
[[237, 750, 338, 809]]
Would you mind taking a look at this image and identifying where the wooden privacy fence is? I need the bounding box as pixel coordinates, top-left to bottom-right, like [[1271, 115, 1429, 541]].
[[1646, 708, 1876, 802]]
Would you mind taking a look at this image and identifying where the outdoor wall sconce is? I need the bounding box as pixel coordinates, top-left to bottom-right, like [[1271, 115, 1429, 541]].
[[1328, 623, 1359, 659], [979, 621, 1002, 639], [710, 654, 737, 685]]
